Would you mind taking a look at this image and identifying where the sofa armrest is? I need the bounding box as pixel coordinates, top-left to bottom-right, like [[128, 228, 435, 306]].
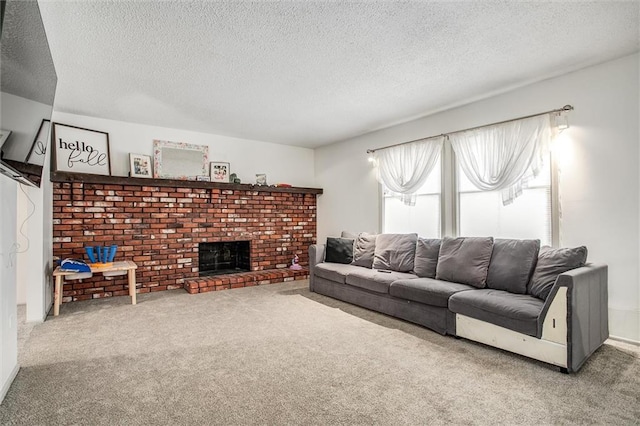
[[539, 263, 608, 372], [308, 244, 325, 292]]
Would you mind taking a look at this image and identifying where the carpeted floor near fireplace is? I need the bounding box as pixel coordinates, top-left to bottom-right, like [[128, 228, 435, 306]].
[[1, 281, 639, 425]]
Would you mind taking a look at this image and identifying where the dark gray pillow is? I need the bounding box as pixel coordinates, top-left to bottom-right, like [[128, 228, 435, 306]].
[[528, 246, 588, 300], [325, 237, 354, 264], [352, 233, 377, 268], [372, 233, 418, 272], [414, 238, 441, 278], [435, 237, 494, 288], [487, 239, 540, 294]]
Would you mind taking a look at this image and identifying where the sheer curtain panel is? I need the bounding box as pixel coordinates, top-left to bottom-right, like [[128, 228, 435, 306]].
[[449, 114, 551, 205], [373, 137, 443, 206]]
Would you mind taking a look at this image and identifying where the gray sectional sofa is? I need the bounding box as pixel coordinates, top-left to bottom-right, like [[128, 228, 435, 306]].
[[309, 233, 608, 373]]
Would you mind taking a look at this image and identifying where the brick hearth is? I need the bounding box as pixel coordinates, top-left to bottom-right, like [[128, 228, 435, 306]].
[[52, 177, 319, 302]]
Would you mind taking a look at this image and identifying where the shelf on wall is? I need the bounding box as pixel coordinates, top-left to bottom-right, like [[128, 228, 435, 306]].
[[50, 171, 323, 195]]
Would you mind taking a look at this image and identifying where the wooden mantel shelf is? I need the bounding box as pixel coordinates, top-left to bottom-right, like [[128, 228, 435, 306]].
[[51, 171, 323, 195]]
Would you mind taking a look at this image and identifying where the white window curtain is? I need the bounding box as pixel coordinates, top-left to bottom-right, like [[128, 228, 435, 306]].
[[449, 114, 551, 205], [373, 137, 443, 206]]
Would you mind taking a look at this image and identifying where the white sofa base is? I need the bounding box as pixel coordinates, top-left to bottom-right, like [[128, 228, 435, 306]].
[[456, 286, 569, 368]]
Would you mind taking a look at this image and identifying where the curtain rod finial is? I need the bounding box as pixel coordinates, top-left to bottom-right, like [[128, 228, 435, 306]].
[[562, 105, 574, 111]]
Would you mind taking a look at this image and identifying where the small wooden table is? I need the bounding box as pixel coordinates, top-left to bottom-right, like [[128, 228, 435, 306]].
[[52, 260, 138, 316]]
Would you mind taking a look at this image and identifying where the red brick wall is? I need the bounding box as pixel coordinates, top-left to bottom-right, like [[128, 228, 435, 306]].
[[52, 182, 317, 302]]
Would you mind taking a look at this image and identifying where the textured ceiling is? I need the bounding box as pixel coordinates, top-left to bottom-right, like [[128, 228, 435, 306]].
[[37, 1, 639, 148]]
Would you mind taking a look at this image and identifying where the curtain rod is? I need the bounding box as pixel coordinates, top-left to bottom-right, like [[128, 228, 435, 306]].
[[366, 104, 574, 154]]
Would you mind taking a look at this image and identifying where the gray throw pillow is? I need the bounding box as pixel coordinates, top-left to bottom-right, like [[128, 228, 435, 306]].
[[435, 237, 494, 288], [372, 233, 418, 272], [486, 239, 540, 294], [341, 231, 358, 239], [352, 233, 377, 268], [528, 246, 588, 300], [325, 237, 354, 264], [414, 238, 441, 278]]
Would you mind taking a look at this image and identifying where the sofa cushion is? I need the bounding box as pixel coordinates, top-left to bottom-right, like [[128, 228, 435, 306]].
[[352, 233, 377, 268], [314, 263, 364, 284], [435, 237, 494, 288], [486, 239, 540, 294], [341, 231, 358, 239], [390, 278, 475, 308], [528, 246, 588, 300], [449, 289, 545, 337], [346, 268, 417, 294], [414, 238, 441, 278], [325, 237, 354, 264], [372, 233, 418, 272]]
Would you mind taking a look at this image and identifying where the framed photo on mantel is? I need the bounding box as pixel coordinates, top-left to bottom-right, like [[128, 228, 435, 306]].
[[52, 123, 111, 175]]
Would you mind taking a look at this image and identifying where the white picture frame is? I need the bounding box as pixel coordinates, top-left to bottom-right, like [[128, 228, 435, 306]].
[[52, 122, 111, 175], [129, 153, 152, 178], [210, 162, 230, 183], [153, 140, 208, 180]]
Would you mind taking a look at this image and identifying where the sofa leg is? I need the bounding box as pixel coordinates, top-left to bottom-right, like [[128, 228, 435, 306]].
[[560, 367, 569, 374]]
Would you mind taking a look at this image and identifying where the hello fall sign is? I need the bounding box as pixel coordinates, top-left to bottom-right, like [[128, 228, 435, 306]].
[[52, 123, 111, 175]]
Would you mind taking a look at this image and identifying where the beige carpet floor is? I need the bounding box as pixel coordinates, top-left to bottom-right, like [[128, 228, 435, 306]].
[[1, 280, 638, 425]]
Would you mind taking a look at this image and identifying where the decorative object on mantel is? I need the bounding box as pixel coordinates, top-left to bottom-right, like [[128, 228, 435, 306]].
[[129, 153, 152, 178], [256, 173, 267, 185], [196, 175, 211, 182], [275, 183, 292, 188], [229, 173, 241, 184], [210, 161, 230, 182], [290, 254, 302, 270], [153, 139, 208, 180], [26, 119, 50, 166], [52, 122, 111, 175]]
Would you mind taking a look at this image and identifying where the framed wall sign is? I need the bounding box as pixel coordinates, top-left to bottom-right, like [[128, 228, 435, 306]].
[[52, 123, 111, 175], [129, 153, 152, 178], [153, 140, 208, 179], [210, 162, 230, 183], [26, 119, 50, 166]]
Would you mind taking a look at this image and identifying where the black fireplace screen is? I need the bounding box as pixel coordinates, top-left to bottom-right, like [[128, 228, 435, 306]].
[[199, 241, 250, 276]]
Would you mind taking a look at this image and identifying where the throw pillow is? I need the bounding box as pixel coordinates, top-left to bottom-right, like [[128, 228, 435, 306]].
[[351, 233, 377, 268], [325, 237, 354, 264], [414, 238, 441, 278], [341, 231, 358, 239], [372, 233, 418, 272], [528, 245, 588, 300], [486, 239, 540, 294], [435, 237, 494, 288]]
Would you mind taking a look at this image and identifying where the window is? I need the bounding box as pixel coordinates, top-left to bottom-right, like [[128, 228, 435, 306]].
[[382, 149, 556, 244], [457, 157, 552, 246], [382, 160, 441, 238]]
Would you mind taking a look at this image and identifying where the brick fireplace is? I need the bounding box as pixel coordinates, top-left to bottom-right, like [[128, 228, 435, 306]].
[[52, 173, 320, 302]]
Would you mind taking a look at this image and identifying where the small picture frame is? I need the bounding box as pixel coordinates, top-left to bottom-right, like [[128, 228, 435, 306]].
[[210, 162, 230, 183], [196, 175, 210, 182], [52, 122, 111, 175], [256, 173, 267, 186], [129, 153, 152, 178]]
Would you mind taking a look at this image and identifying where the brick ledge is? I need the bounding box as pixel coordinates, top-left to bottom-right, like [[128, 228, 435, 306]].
[[184, 268, 309, 293]]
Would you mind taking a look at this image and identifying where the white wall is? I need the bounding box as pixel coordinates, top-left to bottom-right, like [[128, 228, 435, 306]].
[[0, 178, 19, 403], [0, 92, 51, 162], [52, 112, 316, 187], [315, 53, 640, 342]]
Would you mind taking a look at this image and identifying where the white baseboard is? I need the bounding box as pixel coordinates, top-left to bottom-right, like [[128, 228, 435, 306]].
[[0, 364, 20, 404]]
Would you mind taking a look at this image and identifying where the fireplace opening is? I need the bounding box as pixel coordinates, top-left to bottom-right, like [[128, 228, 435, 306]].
[[199, 241, 251, 277]]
